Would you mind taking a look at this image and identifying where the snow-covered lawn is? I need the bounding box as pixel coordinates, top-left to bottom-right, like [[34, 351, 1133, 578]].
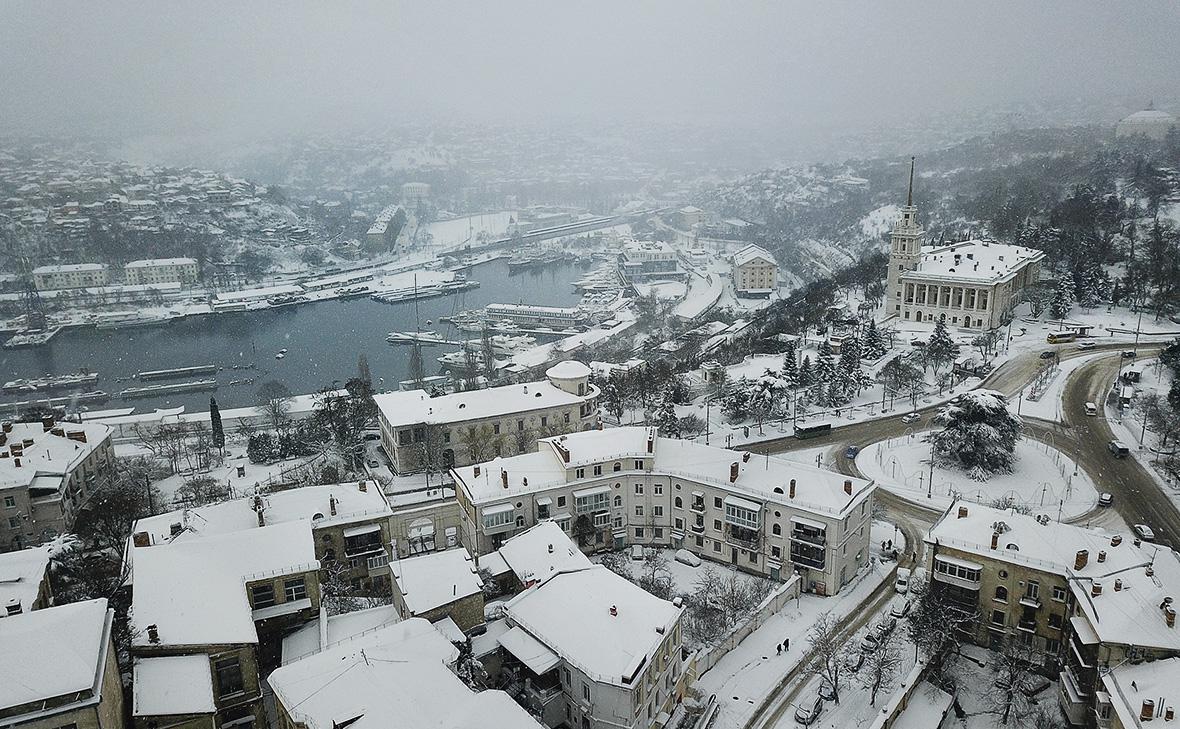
[[633, 280, 687, 301], [1014, 351, 1110, 421], [856, 432, 1099, 519], [940, 644, 1060, 729]]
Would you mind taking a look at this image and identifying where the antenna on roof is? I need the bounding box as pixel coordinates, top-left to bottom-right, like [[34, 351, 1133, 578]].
[[907, 156, 916, 207]]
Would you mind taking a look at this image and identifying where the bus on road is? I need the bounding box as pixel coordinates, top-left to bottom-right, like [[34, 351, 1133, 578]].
[[794, 422, 833, 439]]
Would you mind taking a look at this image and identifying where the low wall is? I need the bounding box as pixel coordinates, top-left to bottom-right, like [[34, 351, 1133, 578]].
[[695, 575, 802, 675], [867, 659, 954, 729]]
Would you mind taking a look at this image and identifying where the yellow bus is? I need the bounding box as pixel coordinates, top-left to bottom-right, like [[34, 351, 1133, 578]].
[[1046, 331, 1077, 344]]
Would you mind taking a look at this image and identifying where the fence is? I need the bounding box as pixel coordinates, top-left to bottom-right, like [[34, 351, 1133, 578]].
[[693, 575, 802, 675]]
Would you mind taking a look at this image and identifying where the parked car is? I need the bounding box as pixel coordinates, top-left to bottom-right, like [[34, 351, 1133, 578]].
[[674, 549, 701, 567], [366, 458, 380, 468], [860, 633, 880, 653], [911, 337, 926, 347], [894, 567, 911, 594], [1077, 341, 1098, 351], [818, 680, 838, 701], [1121, 350, 1137, 359], [1108, 440, 1130, 458], [1085, 402, 1098, 416], [890, 598, 912, 618], [901, 412, 922, 424], [844, 445, 860, 459], [875, 616, 897, 637], [794, 696, 825, 725], [845, 650, 866, 673], [1039, 350, 1056, 360], [1098, 492, 1114, 507], [1134, 524, 1156, 541]]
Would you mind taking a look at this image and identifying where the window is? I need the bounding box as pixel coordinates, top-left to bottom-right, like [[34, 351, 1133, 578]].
[[713, 519, 722, 531], [635, 505, 644, 517], [1046, 638, 1061, 655], [215, 656, 245, 697], [613, 515, 623, 528], [635, 483, 644, 495], [594, 512, 610, 527], [674, 496, 682, 509], [443, 431, 451, 444], [654, 528, 663, 539], [582, 682, 591, 703], [540, 416, 547, 427], [695, 535, 704, 548], [1052, 585, 1067, 602], [557, 496, 566, 508], [653, 505, 663, 517], [771, 545, 781, 558], [635, 527, 645, 538], [712, 541, 721, 553], [772, 523, 781, 536], [613, 462, 622, 472], [284, 577, 307, 602], [593, 465, 602, 476], [413, 427, 424, 442], [613, 494, 623, 507], [398, 429, 412, 446], [564, 412, 570, 424], [994, 585, 1008, 602], [1048, 613, 1063, 630], [675, 517, 683, 530], [576, 468, 585, 479], [575, 491, 609, 513], [483, 509, 514, 530], [493, 423, 501, 435], [991, 610, 1005, 626], [634, 460, 644, 470], [251, 584, 275, 609], [654, 484, 663, 496], [517, 419, 524, 432], [7, 516, 18, 528], [2, 496, 14, 508], [1026, 581, 1040, 600], [713, 497, 723, 509]]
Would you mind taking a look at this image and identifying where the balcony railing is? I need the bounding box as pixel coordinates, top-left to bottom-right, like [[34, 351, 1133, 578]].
[[790, 530, 826, 546], [790, 547, 825, 570], [1017, 618, 1038, 633], [726, 531, 760, 551], [689, 502, 706, 514], [1019, 595, 1042, 609], [931, 569, 981, 591]]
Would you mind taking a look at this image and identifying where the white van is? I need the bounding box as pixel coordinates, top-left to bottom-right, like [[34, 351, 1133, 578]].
[[1085, 402, 1098, 416]]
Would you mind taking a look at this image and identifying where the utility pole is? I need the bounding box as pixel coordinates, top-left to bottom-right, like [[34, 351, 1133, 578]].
[[927, 436, 935, 499]]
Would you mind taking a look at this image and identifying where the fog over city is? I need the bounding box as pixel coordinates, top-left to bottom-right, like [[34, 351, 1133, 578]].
[[3, 1, 1179, 139]]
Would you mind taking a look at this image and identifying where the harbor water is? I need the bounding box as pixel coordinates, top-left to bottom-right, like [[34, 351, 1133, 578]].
[[0, 258, 587, 414]]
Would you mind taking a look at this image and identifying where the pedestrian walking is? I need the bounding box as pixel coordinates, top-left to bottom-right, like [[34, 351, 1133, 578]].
[[782, 638, 790, 652]]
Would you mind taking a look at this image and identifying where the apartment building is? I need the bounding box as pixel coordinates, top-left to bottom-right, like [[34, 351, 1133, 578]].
[[0, 544, 53, 614], [500, 564, 689, 729], [731, 244, 779, 298], [130, 521, 321, 729], [124, 257, 200, 285], [389, 546, 485, 630], [452, 426, 875, 596], [374, 361, 600, 474], [1096, 657, 1180, 728], [401, 181, 431, 208], [0, 418, 116, 552], [619, 241, 682, 282], [923, 503, 1180, 727], [386, 486, 464, 559], [0, 599, 125, 729], [32, 262, 110, 290], [131, 481, 394, 594]]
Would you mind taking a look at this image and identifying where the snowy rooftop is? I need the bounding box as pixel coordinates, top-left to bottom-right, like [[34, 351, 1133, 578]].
[[732, 243, 776, 267], [0, 598, 111, 715], [131, 521, 318, 647], [131, 481, 388, 547], [282, 603, 402, 664], [494, 521, 592, 585], [0, 544, 51, 613], [904, 240, 1044, 284], [504, 566, 681, 686], [1101, 657, 1180, 729], [390, 547, 482, 616], [125, 257, 197, 268], [454, 427, 873, 517], [268, 618, 539, 729], [132, 655, 216, 717], [928, 503, 1180, 650], [374, 378, 588, 429], [32, 263, 106, 273], [0, 421, 110, 491]]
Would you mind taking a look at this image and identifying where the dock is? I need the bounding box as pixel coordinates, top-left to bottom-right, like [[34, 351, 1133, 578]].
[[120, 379, 218, 399], [137, 365, 218, 381]]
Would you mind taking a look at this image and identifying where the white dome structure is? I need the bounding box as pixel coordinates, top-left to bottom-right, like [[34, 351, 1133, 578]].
[[1116, 104, 1178, 141], [545, 360, 591, 396]]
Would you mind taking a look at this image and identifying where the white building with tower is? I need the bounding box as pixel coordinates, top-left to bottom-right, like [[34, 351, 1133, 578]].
[[1116, 102, 1178, 141], [885, 159, 1044, 330]]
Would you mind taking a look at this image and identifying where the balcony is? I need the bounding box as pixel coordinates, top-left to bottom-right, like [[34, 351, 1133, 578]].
[[344, 538, 384, 558], [790, 529, 826, 546], [689, 501, 705, 514], [1017, 618, 1038, 633], [1019, 595, 1041, 609], [790, 545, 825, 570], [726, 531, 760, 551], [690, 523, 705, 534], [931, 568, 981, 591]]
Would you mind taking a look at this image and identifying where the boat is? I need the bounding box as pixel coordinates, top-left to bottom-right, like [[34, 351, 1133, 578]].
[[266, 294, 307, 308], [120, 379, 218, 399], [3, 372, 99, 394], [2, 390, 109, 410], [4, 326, 63, 349], [386, 331, 456, 346], [94, 312, 170, 330], [275, 353, 285, 360], [137, 365, 217, 381], [279, 348, 288, 354]]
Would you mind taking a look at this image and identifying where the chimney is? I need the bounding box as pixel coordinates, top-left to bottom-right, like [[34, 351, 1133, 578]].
[[329, 494, 337, 516], [522, 477, 528, 487], [742, 451, 751, 463], [474, 465, 481, 478], [647, 433, 654, 454], [50, 427, 63, 437], [555, 441, 570, 463], [991, 531, 1000, 550], [1167, 607, 1177, 629], [169, 522, 183, 537], [609, 605, 617, 617], [5, 598, 21, 616], [13, 457, 19, 468], [1092, 581, 1103, 597], [548, 543, 554, 554], [1148, 566, 1156, 577], [41, 415, 54, 431], [2, 421, 12, 433], [843, 479, 853, 496], [1143, 699, 1156, 721], [147, 624, 160, 644], [501, 470, 509, 489], [1098, 550, 1107, 563], [132, 531, 150, 548], [789, 479, 796, 499], [1112, 535, 1123, 547], [957, 506, 969, 519], [1075, 550, 1089, 570], [729, 462, 739, 483], [1114, 578, 1126, 591], [1165, 707, 1175, 721]]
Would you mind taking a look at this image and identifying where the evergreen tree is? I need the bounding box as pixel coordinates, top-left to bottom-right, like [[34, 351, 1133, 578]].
[[209, 397, 225, 453], [408, 343, 426, 389], [782, 341, 799, 388], [654, 395, 680, 437], [357, 353, 372, 386], [798, 355, 814, 388], [1049, 279, 1075, 320], [926, 320, 960, 374], [837, 336, 868, 397], [862, 319, 887, 359], [929, 390, 1023, 479], [815, 341, 836, 386]]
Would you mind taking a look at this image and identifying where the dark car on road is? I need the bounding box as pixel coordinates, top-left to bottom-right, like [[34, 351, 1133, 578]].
[[844, 445, 860, 459]]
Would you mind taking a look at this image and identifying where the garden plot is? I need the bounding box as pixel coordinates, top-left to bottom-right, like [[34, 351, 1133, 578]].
[[857, 432, 1099, 519]]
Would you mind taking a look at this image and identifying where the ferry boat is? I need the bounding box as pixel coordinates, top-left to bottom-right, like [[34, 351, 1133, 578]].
[[137, 365, 217, 381], [2, 390, 109, 410], [266, 293, 307, 308], [94, 312, 170, 330], [3, 372, 99, 393], [4, 326, 63, 349], [120, 379, 218, 399], [386, 331, 455, 346]]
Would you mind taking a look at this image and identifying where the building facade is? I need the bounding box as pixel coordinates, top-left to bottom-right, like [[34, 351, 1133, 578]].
[[731, 244, 778, 297], [374, 361, 600, 474], [619, 241, 682, 282], [32, 263, 110, 290], [453, 427, 875, 595], [124, 257, 199, 285]]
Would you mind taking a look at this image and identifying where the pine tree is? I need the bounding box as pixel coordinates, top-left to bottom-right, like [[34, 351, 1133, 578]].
[[926, 320, 960, 374], [862, 319, 887, 359], [654, 395, 680, 437], [408, 343, 426, 390], [782, 342, 799, 388], [798, 355, 814, 388], [209, 397, 225, 453], [930, 389, 1023, 478], [837, 337, 867, 397], [1049, 279, 1074, 320], [815, 341, 836, 386], [357, 353, 372, 386]]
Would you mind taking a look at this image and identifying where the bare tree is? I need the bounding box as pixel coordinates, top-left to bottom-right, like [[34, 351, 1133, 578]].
[[256, 379, 293, 431], [906, 578, 979, 667], [459, 423, 502, 462], [803, 612, 851, 704], [986, 640, 1040, 725], [858, 629, 902, 706]]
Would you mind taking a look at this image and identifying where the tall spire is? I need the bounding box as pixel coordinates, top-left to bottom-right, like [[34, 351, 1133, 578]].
[[906, 156, 915, 207]]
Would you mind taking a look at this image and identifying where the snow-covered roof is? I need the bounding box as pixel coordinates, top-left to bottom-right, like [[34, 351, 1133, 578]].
[[504, 566, 681, 686], [499, 625, 561, 674], [454, 427, 873, 517], [281, 603, 402, 664], [544, 360, 591, 380], [1119, 108, 1177, 124], [31, 263, 106, 274], [131, 482, 388, 548], [902, 240, 1044, 284], [732, 243, 776, 267], [1101, 657, 1180, 729], [0, 421, 111, 491], [132, 655, 216, 717], [390, 547, 482, 616], [0, 599, 112, 716], [374, 378, 589, 429], [0, 545, 51, 613], [125, 257, 197, 268], [928, 503, 1180, 651], [131, 521, 318, 647], [268, 618, 539, 729], [495, 521, 592, 585]]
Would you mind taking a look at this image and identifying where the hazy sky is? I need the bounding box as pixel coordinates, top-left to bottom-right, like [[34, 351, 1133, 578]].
[[3, 1, 1179, 137]]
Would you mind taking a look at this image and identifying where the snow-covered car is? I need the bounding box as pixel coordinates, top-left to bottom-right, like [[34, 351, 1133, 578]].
[[1039, 350, 1056, 359], [859, 633, 880, 652], [890, 598, 911, 618], [367, 458, 380, 468], [1121, 350, 1137, 359], [875, 616, 897, 637], [1077, 341, 1097, 350], [794, 696, 825, 725], [674, 549, 701, 567], [910, 338, 926, 347], [894, 567, 911, 594], [901, 412, 922, 424], [1098, 492, 1114, 507], [363, 432, 381, 441], [844, 651, 866, 673], [1133, 524, 1155, 541]]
